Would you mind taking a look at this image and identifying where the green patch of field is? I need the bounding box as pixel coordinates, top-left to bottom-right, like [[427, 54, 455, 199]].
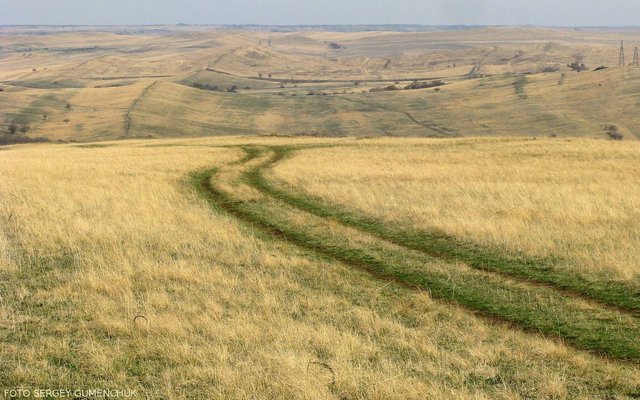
[[513, 75, 528, 99], [192, 144, 640, 362], [3, 80, 87, 89]]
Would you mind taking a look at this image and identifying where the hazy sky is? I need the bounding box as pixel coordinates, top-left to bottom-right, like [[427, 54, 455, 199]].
[[2, 0, 640, 26]]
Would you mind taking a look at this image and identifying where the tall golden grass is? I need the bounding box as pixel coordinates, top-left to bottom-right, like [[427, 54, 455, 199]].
[[272, 137, 640, 281], [1, 137, 639, 399]]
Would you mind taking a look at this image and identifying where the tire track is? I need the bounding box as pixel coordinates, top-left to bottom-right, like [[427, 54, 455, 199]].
[[124, 81, 157, 137], [190, 145, 640, 362], [204, 67, 451, 84], [335, 96, 459, 137], [249, 145, 640, 315]]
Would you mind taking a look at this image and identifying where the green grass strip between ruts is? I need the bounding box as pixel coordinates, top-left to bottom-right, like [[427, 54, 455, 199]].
[[190, 146, 640, 362], [247, 145, 640, 315]]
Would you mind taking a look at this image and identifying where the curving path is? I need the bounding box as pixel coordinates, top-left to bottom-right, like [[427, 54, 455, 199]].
[[191, 144, 640, 363]]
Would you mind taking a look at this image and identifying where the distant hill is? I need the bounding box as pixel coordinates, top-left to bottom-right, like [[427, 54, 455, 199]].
[[1, 26, 639, 141]]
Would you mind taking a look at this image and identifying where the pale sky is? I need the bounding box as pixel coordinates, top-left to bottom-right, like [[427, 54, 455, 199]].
[[2, 0, 640, 27]]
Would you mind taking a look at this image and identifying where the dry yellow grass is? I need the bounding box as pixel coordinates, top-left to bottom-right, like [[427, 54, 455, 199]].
[[4, 26, 640, 142], [1, 137, 639, 399], [271, 137, 640, 282], [2, 25, 640, 397]]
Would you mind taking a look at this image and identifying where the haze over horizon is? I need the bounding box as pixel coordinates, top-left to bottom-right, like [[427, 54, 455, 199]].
[[2, 0, 640, 27]]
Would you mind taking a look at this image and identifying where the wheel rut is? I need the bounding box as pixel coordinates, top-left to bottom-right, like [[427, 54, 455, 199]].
[[190, 144, 640, 363]]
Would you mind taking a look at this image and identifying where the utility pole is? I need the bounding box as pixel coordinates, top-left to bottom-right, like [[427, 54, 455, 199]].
[[619, 41, 626, 66], [633, 47, 639, 66]]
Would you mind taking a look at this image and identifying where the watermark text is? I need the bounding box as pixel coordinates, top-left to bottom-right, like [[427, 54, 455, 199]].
[[3, 388, 137, 398]]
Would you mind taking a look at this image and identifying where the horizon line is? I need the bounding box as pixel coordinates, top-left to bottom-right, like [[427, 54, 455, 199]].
[[3, 23, 640, 29]]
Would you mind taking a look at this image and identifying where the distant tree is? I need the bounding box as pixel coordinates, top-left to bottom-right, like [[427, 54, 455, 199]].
[[20, 124, 29, 134], [8, 123, 17, 135], [0, 87, 4, 92], [227, 85, 238, 93], [258, 73, 263, 79], [42, 113, 47, 121], [65, 103, 72, 111], [434, 87, 441, 93]]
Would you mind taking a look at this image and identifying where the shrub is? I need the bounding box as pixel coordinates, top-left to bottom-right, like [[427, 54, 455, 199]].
[[568, 62, 588, 72], [603, 124, 624, 140], [404, 80, 445, 90], [192, 82, 223, 92]]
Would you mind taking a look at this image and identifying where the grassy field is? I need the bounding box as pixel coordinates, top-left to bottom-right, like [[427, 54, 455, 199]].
[[2, 25, 640, 399], [2, 26, 640, 142], [271, 138, 640, 282], [1, 137, 639, 399]]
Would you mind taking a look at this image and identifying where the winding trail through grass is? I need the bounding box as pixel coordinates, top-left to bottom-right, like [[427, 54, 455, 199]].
[[191, 144, 640, 363], [124, 81, 157, 137], [255, 146, 640, 315], [335, 96, 458, 137]]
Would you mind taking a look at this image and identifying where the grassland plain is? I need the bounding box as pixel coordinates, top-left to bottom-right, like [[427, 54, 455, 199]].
[[2, 137, 640, 399], [8, 67, 640, 142], [2, 25, 640, 399], [3, 26, 640, 142], [196, 144, 640, 359], [271, 138, 640, 282]]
